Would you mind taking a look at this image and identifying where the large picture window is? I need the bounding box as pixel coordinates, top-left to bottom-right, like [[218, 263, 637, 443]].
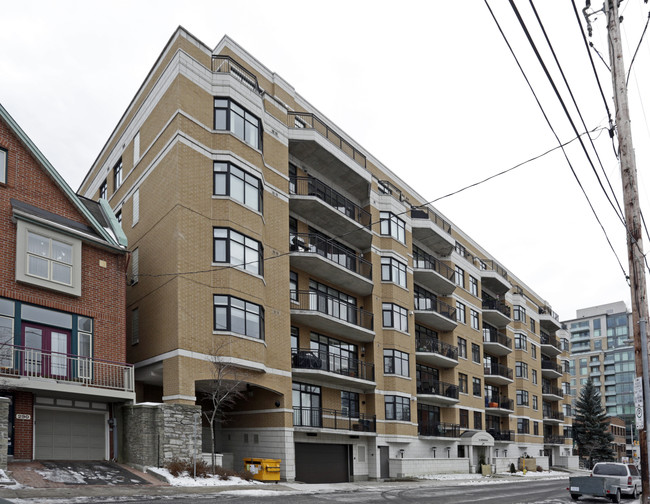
[[213, 161, 263, 212], [379, 212, 406, 244], [213, 227, 263, 276], [385, 395, 410, 421], [213, 295, 264, 340], [214, 97, 261, 149], [382, 303, 408, 332], [384, 349, 409, 376], [381, 256, 407, 287]]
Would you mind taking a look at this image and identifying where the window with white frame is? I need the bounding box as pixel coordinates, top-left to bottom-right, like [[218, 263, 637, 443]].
[[78, 316, 93, 379], [0, 147, 6, 184], [214, 97, 261, 149], [213, 295, 264, 340], [213, 227, 263, 276], [384, 349, 409, 376], [213, 161, 263, 213], [382, 303, 408, 332], [379, 212, 405, 244], [381, 256, 407, 287]]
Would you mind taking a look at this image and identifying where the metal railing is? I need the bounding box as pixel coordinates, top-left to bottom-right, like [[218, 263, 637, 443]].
[[0, 344, 133, 392], [414, 294, 456, 321], [540, 333, 561, 350], [543, 409, 565, 421], [293, 406, 376, 432], [539, 305, 560, 321], [288, 112, 367, 169], [410, 206, 452, 234], [211, 55, 261, 94], [485, 395, 514, 410], [412, 246, 455, 281], [482, 298, 511, 318], [290, 176, 371, 228], [415, 334, 458, 361], [541, 360, 563, 374], [484, 363, 513, 380], [416, 379, 459, 400], [291, 347, 374, 381], [290, 233, 372, 279], [542, 384, 564, 397], [418, 422, 461, 438], [377, 180, 411, 206], [479, 259, 509, 281], [291, 290, 373, 330], [487, 429, 514, 441], [483, 327, 513, 349]]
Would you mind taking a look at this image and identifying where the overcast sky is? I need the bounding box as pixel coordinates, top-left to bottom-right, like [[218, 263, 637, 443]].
[[3, 1, 650, 320]]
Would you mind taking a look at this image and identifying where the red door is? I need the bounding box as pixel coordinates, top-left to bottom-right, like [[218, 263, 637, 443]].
[[21, 324, 71, 378]]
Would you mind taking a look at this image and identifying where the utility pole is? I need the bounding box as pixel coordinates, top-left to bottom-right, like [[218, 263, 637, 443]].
[[605, 1, 650, 501]]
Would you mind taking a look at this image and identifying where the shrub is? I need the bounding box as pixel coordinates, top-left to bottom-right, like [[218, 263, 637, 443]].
[[536, 465, 543, 472], [194, 459, 210, 478], [238, 469, 255, 481], [165, 458, 211, 478], [166, 458, 186, 478], [509, 462, 516, 473], [213, 465, 240, 480]]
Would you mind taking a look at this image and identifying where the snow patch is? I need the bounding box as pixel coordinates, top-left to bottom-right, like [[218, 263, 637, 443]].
[[146, 466, 262, 487]]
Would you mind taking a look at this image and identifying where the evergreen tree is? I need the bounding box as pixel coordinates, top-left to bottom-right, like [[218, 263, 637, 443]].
[[573, 377, 615, 467]]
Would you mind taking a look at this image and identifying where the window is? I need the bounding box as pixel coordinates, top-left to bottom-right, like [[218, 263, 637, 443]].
[[114, 159, 123, 190], [515, 333, 527, 351], [532, 395, 538, 410], [99, 179, 107, 199], [0, 147, 6, 184], [530, 318, 536, 333], [533, 421, 539, 436], [517, 418, 529, 434], [532, 369, 537, 384], [213, 227, 263, 276], [455, 266, 465, 288], [531, 343, 537, 359], [470, 309, 479, 330], [456, 301, 466, 323], [562, 382, 571, 395], [516, 361, 528, 379], [379, 212, 406, 244], [214, 97, 261, 149], [459, 408, 469, 428], [132, 189, 139, 226], [513, 305, 526, 322], [469, 275, 478, 296], [131, 247, 139, 284], [213, 161, 263, 212], [474, 411, 482, 430], [116, 210, 122, 223], [457, 337, 467, 359], [290, 271, 298, 302], [473, 377, 481, 396], [133, 131, 140, 164], [459, 373, 468, 394], [341, 391, 359, 418], [382, 303, 408, 332], [213, 295, 264, 339], [291, 326, 298, 349], [472, 343, 480, 363], [381, 257, 407, 288], [384, 349, 409, 377], [310, 280, 357, 324], [131, 308, 139, 345], [516, 390, 529, 406], [455, 241, 466, 257], [0, 312, 14, 368], [385, 395, 410, 421]]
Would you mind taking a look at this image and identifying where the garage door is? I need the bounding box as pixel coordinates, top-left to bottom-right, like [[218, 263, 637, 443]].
[[35, 408, 106, 460], [295, 443, 349, 483]]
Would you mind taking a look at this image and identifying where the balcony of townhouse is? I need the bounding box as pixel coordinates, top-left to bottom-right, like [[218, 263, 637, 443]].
[[287, 112, 371, 214], [293, 406, 376, 434], [483, 327, 513, 357], [484, 395, 515, 416], [603, 366, 616, 376], [290, 290, 374, 343], [542, 384, 564, 401], [541, 360, 563, 379], [590, 369, 602, 379], [538, 305, 562, 332], [487, 429, 515, 442], [544, 435, 566, 445], [289, 233, 373, 296], [570, 331, 591, 343], [410, 206, 455, 256], [542, 409, 565, 424], [412, 247, 456, 296], [212, 55, 263, 94], [413, 295, 458, 332], [481, 298, 511, 328], [415, 334, 458, 368], [418, 421, 461, 439], [540, 332, 562, 357], [291, 347, 376, 392], [416, 379, 460, 407], [479, 260, 511, 296], [0, 345, 134, 400], [571, 341, 591, 354], [289, 176, 372, 250], [484, 363, 514, 386]]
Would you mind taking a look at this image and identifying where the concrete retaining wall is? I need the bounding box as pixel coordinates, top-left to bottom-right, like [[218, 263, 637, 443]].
[[389, 457, 469, 478]]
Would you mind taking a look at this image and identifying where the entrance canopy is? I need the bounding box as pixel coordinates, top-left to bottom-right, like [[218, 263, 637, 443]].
[[459, 430, 494, 447]]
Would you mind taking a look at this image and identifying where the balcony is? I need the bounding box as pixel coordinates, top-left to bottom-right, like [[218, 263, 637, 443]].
[[485, 395, 514, 416], [287, 112, 370, 204], [413, 296, 457, 332], [410, 207, 455, 256], [483, 328, 513, 357], [291, 348, 375, 391], [211, 55, 262, 94], [542, 384, 564, 401], [290, 290, 374, 343], [416, 334, 458, 368], [0, 345, 134, 400], [479, 260, 511, 295], [293, 406, 376, 433], [412, 247, 456, 296], [417, 379, 460, 406], [541, 360, 563, 379], [542, 409, 565, 424], [487, 429, 515, 442], [540, 333, 562, 357], [418, 422, 461, 438], [289, 233, 372, 296], [539, 305, 562, 331], [482, 299, 511, 327], [289, 176, 372, 250], [484, 363, 514, 385], [544, 435, 566, 445]]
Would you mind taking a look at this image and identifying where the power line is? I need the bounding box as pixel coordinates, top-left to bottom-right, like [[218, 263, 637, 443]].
[[626, 11, 650, 86]]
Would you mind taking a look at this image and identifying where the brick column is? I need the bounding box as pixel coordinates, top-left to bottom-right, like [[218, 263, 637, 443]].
[[13, 392, 33, 460]]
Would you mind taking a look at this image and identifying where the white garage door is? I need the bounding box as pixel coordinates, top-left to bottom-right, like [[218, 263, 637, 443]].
[[35, 408, 106, 460]]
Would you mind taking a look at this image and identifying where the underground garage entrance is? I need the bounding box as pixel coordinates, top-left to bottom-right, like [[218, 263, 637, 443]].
[[294, 443, 351, 483]]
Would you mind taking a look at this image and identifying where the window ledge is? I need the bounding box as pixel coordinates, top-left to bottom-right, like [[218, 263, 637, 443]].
[[212, 331, 267, 347]]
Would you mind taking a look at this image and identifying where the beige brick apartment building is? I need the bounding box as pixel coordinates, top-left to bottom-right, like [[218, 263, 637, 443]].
[[78, 27, 575, 482]]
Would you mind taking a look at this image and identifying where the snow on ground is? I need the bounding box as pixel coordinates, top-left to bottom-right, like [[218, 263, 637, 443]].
[[34, 467, 87, 484], [146, 466, 262, 487], [419, 470, 569, 486]]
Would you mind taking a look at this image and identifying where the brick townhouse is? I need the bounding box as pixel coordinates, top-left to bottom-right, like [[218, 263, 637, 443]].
[[0, 103, 133, 463]]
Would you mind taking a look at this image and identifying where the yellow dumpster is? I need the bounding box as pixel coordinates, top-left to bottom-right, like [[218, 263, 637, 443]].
[[243, 458, 281, 481]]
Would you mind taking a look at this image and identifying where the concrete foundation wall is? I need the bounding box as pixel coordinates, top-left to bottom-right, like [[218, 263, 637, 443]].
[[389, 457, 469, 478], [556, 455, 579, 469]]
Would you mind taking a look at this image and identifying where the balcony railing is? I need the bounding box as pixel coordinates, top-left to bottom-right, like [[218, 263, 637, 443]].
[[541, 360, 563, 374], [539, 305, 560, 321], [541, 333, 561, 350], [543, 410, 565, 421], [479, 260, 509, 281], [544, 435, 566, 445], [410, 207, 452, 234], [293, 406, 376, 432], [482, 298, 511, 318], [211, 55, 261, 94], [417, 379, 459, 399], [0, 344, 134, 392], [291, 347, 374, 381], [484, 363, 513, 380], [542, 384, 564, 397], [290, 233, 372, 279], [485, 395, 514, 410], [413, 246, 455, 281], [483, 328, 513, 349], [418, 422, 461, 438], [415, 334, 458, 361], [414, 295, 456, 321], [487, 429, 514, 441], [291, 290, 373, 330], [288, 112, 367, 169], [290, 176, 371, 228]]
